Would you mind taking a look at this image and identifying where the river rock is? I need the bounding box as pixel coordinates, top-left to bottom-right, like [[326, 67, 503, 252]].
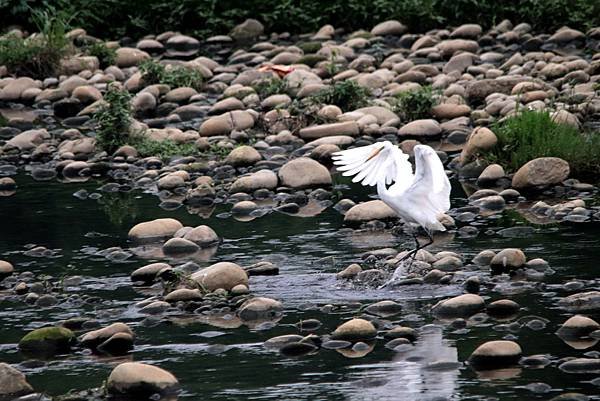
[[79, 322, 134, 351], [437, 39, 479, 57], [477, 164, 505, 186], [164, 288, 203, 303], [128, 218, 183, 242], [264, 334, 304, 349], [238, 297, 283, 320], [162, 237, 200, 254], [18, 326, 74, 355], [384, 326, 417, 341], [344, 200, 396, 222], [5, 129, 49, 151], [486, 299, 520, 318], [191, 262, 248, 291], [0, 177, 16, 191], [131, 262, 172, 285], [331, 318, 377, 341], [278, 158, 331, 188], [398, 119, 441, 137], [559, 291, 600, 311], [468, 340, 522, 369], [230, 19, 264, 41], [557, 315, 600, 339], [371, 20, 407, 36], [97, 332, 135, 355], [0, 260, 14, 279], [183, 225, 219, 247], [0, 363, 33, 399], [225, 145, 261, 166], [116, 47, 150, 67], [365, 300, 402, 317], [490, 248, 526, 269], [230, 169, 278, 193], [0, 77, 39, 101], [511, 157, 570, 189], [299, 121, 359, 139], [560, 360, 600, 378], [460, 127, 497, 164], [337, 263, 362, 279], [106, 362, 179, 397], [431, 294, 485, 318]]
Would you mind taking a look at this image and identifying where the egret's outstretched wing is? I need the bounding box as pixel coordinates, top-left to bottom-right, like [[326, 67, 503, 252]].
[[332, 141, 413, 187], [412, 145, 451, 212]]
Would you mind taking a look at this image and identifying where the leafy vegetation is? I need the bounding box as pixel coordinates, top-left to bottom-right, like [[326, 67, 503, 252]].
[[0, 6, 72, 78], [484, 110, 600, 179], [82, 41, 116, 68], [252, 77, 288, 99], [133, 137, 197, 159], [309, 80, 371, 112], [93, 85, 132, 154], [392, 85, 440, 122], [139, 59, 203, 90], [93, 85, 198, 159], [2, 0, 599, 40]]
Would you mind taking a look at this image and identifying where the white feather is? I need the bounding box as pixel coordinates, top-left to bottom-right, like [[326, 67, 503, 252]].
[[334, 142, 451, 233]]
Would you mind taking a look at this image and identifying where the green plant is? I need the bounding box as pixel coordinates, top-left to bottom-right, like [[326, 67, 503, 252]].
[[484, 110, 600, 179], [309, 80, 371, 112], [0, 6, 73, 78], [139, 59, 203, 90], [2, 0, 600, 41], [392, 85, 440, 122], [92, 85, 132, 154], [82, 41, 116, 68], [252, 77, 288, 98], [0, 113, 7, 127], [131, 137, 197, 159]]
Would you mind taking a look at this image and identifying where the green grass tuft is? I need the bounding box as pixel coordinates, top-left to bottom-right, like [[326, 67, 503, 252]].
[[82, 41, 116, 68], [484, 110, 600, 179], [139, 59, 203, 90], [392, 85, 439, 122], [0, 7, 73, 78], [252, 77, 288, 98], [308, 80, 371, 112], [131, 137, 197, 159]]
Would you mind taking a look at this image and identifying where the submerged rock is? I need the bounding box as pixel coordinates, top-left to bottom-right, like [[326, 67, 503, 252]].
[[331, 318, 376, 341], [431, 294, 485, 318], [191, 262, 248, 291], [490, 248, 526, 270], [559, 292, 600, 311], [468, 340, 522, 369], [556, 315, 600, 339], [106, 362, 179, 398], [128, 218, 183, 242], [18, 326, 74, 355], [238, 297, 283, 321]]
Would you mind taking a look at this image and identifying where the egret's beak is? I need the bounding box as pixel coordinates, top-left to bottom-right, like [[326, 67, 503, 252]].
[[366, 146, 384, 161]]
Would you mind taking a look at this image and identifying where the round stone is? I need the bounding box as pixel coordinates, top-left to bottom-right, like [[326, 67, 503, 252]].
[[468, 340, 522, 369]]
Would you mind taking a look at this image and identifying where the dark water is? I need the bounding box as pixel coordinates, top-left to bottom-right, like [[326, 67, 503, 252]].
[[1, 173, 600, 400]]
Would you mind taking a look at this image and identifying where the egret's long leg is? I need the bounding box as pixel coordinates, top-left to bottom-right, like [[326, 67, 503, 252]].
[[397, 231, 434, 263]]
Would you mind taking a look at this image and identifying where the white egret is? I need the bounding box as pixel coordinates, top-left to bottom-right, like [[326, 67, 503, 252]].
[[332, 141, 451, 260]]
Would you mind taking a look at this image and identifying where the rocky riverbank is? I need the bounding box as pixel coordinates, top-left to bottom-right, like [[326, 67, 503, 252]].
[[0, 17, 599, 401]]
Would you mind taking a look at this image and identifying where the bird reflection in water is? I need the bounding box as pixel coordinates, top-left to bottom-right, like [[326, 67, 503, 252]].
[[347, 325, 460, 401]]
